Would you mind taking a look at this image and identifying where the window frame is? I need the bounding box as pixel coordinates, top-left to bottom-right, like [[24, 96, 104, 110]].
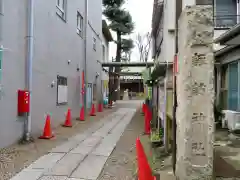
[[56, 0, 67, 21], [214, 0, 238, 29], [227, 61, 240, 111], [77, 12, 83, 37]]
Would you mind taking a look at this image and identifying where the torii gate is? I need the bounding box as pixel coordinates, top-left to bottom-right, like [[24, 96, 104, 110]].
[[101, 62, 156, 105]]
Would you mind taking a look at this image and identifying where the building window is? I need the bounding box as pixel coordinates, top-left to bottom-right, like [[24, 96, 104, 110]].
[[228, 62, 239, 111], [220, 65, 228, 109], [102, 45, 105, 62], [77, 12, 83, 37], [56, 0, 67, 21], [57, 75, 68, 105], [214, 0, 238, 29], [93, 37, 96, 51]]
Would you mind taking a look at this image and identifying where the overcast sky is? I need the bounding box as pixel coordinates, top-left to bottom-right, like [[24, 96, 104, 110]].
[[106, 0, 154, 68]]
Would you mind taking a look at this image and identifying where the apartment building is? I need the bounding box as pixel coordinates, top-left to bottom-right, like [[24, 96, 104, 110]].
[[0, 0, 103, 148], [214, 0, 240, 124], [151, 0, 176, 148]]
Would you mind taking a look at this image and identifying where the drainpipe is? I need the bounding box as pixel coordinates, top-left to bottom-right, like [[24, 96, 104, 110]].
[[0, 0, 3, 94], [25, 0, 34, 141], [0, 0, 3, 47], [172, 0, 181, 174], [163, 71, 168, 152], [83, 0, 88, 113]]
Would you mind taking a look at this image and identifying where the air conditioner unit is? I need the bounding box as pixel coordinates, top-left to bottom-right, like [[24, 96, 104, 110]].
[[222, 110, 240, 132]]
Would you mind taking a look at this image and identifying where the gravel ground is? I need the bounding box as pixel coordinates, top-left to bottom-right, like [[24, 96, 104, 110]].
[[0, 108, 115, 180], [214, 129, 240, 178], [98, 109, 144, 180]]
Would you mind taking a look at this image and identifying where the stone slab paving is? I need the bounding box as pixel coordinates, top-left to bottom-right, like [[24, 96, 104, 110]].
[[10, 108, 137, 180], [50, 141, 80, 153], [45, 153, 85, 176], [91, 111, 135, 157], [39, 176, 68, 180], [10, 169, 44, 180], [91, 135, 118, 157], [27, 153, 65, 170], [71, 109, 136, 179], [71, 155, 108, 180], [92, 115, 120, 137]]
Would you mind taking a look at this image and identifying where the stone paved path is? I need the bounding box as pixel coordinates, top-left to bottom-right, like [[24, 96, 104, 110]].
[[10, 107, 137, 180]]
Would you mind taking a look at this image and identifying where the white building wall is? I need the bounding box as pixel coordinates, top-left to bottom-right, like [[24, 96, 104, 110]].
[[161, 0, 176, 63]]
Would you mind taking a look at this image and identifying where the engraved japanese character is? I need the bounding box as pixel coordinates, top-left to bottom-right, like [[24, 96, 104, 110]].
[[192, 53, 207, 67]]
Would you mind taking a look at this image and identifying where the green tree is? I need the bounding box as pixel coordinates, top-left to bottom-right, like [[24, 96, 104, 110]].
[[103, 0, 134, 100]]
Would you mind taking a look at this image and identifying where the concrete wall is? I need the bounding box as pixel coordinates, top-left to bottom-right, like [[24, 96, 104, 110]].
[[176, 5, 214, 180], [0, 0, 28, 148], [0, 0, 102, 148]]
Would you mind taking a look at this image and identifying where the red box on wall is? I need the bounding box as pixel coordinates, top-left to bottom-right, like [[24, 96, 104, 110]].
[[18, 90, 30, 116]]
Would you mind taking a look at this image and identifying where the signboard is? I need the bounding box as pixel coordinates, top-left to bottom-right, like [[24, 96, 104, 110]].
[[57, 85, 68, 104]]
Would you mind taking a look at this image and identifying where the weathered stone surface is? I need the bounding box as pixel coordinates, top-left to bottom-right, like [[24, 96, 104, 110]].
[[71, 155, 108, 180], [39, 176, 68, 180], [176, 5, 214, 180], [45, 153, 85, 176], [26, 153, 65, 170], [10, 169, 43, 180], [70, 143, 95, 155], [80, 135, 102, 147], [50, 141, 80, 153]]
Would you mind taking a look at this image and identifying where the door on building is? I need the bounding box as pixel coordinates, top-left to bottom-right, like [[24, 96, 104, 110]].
[[87, 83, 92, 109]]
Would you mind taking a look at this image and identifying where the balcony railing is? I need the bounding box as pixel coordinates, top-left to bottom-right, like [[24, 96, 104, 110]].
[[214, 15, 240, 29]]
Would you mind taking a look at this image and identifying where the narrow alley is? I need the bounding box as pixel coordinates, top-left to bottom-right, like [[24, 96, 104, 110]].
[[9, 101, 141, 180]]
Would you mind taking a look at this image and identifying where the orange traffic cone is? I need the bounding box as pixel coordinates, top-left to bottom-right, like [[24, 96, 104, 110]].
[[98, 103, 103, 112], [89, 104, 96, 116], [62, 108, 72, 127], [79, 106, 85, 121], [136, 138, 155, 180], [39, 114, 54, 139]]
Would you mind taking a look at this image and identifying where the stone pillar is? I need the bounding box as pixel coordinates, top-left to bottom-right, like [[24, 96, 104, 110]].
[[176, 5, 214, 180]]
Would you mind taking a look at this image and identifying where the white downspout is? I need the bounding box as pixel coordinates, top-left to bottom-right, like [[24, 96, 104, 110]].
[[0, 0, 3, 95], [237, 0, 240, 24], [84, 0, 88, 112], [0, 0, 3, 48], [25, 0, 34, 141], [163, 70, 168, 151]]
